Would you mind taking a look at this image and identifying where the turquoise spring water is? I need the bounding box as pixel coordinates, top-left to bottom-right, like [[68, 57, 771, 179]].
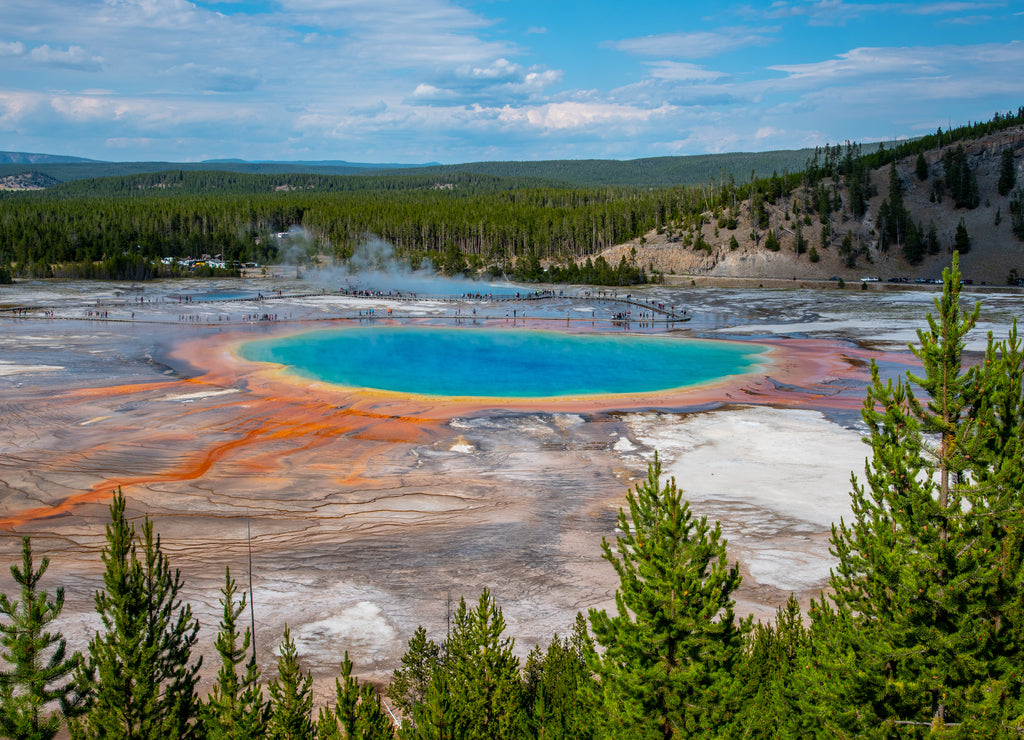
[[239, 326, 768, 398]]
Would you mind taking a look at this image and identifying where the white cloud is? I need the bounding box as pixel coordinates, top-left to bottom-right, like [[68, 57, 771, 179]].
[[407, 56, 561, 107], [755, 125, 785, 140], [646, 61, 728, 83], [520, 69, 562, 90], [0, 90, 44, 131], [662, 124, 747, 155], [0, 41, 25, 56], [944, 15, 993, 25], [105, 136, 157, 149], [498, 101, 669, 131], [763, 1, 876, 24], [460, 58, 520, 81], [48, 95, 111, 121], [661, 117, 825, 155], [411, 83, 458, 101], [92, 0, 216, 34], [274, 0, 511, 68], [761, 0, 1006, 25], [11, 89, 261, 139], [906, 2, 1005, 15], [768, 47, 932, 82], [28, 44, 103, 71], [767, 41, 1024, 89], [612, 27, 775, 59], [174, 62, 262, 93]]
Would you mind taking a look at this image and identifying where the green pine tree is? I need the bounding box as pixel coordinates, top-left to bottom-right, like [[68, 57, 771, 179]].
[[887, 162, 904, 211], [960, 319, 1024, 735], [902, 220, 924, 265], [809, 254, 1024, 735], [318, 708, 343, 740], [944, 145, 980, 209], [0, 537, 85, 740], [926, 221, 940, 255], [387, 626, 439, 718], [402, 671, 453, 740], [955, 217, 971, 253], [840, 229, 858, 267], [440, 590, 526, 740], [588, 455, 749, 739], [523, 613, 597, 740], [734, 596, 813, 739], [998, 147, 1016, 197], [317, 651, 394, 739], [70, 489, 202, 739], [916, 151, 929, 181], [267, 626, 315, 740], [203, 567, 268, 739]]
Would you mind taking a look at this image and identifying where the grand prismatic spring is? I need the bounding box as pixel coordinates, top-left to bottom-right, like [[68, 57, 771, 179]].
[[238, 326, 769, 398], [3, 275, 1022, 695]]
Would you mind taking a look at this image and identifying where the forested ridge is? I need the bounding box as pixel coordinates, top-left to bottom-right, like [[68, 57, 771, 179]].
[[1, 107, 1023, 287], [0, 160, 376, 182], [370, 149, 821, 188], [0, 149, 816, 187], [0, 172, 683, 283], [2, 258, 1024, 738]]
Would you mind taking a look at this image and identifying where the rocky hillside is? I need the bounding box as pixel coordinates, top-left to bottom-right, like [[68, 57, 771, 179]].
[[0, 171, 61, 190], [602, 127, 1024, 286]]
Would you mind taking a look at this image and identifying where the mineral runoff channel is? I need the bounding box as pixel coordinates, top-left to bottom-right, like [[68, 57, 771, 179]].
[[2, 277, 1020, 696]]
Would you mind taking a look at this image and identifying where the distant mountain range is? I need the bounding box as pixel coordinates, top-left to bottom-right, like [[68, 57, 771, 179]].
[[0, 151, 436, 168], [200, 157, 441, 169], [0, 151, 99, 164], [0, 149, 820, 188]]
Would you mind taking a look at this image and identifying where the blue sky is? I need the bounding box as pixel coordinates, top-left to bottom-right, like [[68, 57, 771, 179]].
[[2, 0, 1023, 163]]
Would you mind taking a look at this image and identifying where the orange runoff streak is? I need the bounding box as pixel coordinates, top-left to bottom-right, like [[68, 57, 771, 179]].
[[0, 393, 450, 530]]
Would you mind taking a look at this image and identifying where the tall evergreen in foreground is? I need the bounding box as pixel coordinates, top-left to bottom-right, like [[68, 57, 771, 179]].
[[734, 596, 814, 739], [809, 254, 1024, 736], [316, 651, 394, 739], [70, 489, 203, 739], [203, 567, 268, 739], [387, 626, 439, 720], [397, 590, 526, 740], [967, 317, 1024, 735], [441, 590, 527, 740], [523, 613, 598, 740], [0, 537, 84, 740], [588, 455, 748, 739], [266, 626, 314, 740], [403, 670, 453, 740]]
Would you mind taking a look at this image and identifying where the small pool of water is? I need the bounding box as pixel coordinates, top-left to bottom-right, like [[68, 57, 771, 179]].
[[187, 291, 260, 302], [239, 326, 769, 398]]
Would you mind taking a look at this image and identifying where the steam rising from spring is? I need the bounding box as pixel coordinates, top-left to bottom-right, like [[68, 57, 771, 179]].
[[275, 225, 318, 267], [303, 234, 513, 296]]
